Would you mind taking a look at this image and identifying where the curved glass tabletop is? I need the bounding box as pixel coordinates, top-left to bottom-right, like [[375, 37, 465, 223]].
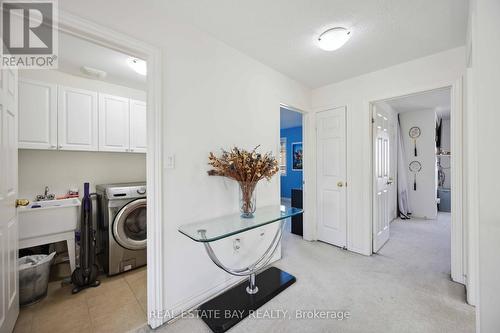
[[178, 205, 303, 243]]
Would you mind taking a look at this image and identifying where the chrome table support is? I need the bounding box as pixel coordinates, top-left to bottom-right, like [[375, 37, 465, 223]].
[[199, 219, 286, 295]]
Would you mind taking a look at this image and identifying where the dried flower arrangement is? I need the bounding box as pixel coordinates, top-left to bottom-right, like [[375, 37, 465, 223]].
[[208, 146, 279, 217]]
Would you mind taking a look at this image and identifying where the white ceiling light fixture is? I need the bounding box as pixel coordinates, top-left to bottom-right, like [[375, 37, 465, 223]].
[[127, 57, 147, 76], [317, 27, 351, 51], [80, 66, 107, 79]]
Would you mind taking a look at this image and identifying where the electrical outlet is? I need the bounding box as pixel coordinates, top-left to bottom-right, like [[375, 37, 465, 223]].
[[164, 154, 175, 169]]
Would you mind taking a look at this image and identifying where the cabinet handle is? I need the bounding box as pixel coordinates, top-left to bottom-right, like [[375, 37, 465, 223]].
[[50, 145, 56, 149], [58, 145, 63, 149], [130, 148, 134, 152]]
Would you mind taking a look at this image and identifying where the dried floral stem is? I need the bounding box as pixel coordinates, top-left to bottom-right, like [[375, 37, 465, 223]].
[[207, 146, 279, 216]]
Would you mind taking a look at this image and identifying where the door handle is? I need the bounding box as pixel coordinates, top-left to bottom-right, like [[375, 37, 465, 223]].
[[337, 181, 344, 188]]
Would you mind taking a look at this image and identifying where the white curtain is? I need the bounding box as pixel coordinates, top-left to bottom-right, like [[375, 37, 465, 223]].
[[397, 116, 412, 218]]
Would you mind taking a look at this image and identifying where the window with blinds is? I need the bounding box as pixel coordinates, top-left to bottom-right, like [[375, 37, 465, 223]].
[[280, 137, 287, 175]]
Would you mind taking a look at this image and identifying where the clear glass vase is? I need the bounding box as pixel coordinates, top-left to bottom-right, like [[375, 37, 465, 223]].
[[239, 182, 257, 218]]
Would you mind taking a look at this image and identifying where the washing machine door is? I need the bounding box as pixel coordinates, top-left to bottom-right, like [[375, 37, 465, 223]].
[[112, 198, 147, 250]]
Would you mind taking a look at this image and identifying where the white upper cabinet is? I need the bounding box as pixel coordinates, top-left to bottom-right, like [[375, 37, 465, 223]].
[[18, 79, 57, 149], [99, 94, 130, 152], [18, 77, 146, 153], [129, 99, 147, 153], [58, 86, 98, 151]]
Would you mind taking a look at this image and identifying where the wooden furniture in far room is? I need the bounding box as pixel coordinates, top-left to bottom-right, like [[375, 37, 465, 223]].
[[291, 188, 303, 236]]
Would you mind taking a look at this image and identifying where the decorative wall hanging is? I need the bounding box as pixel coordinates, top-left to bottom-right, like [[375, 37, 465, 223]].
[[292, 142, 303, 171], [409, 160, 422, 191], [207, 146, 279, 218], [409, 126, 421, 157]]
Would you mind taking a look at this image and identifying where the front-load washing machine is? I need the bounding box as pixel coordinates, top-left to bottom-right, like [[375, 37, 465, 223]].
[[96, 182, 147, 275]]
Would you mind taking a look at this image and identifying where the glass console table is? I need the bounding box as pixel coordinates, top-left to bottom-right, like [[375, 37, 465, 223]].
[[178, 205, 303, 333]]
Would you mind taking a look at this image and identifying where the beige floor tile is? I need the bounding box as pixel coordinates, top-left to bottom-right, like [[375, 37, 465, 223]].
[[16, 269, 148, 333], [127, 277, 147, 300], [123, 267, 147, 285], [86, 284, 137, 315], [13, 320, 32, 333], [31, 297, 90, 327], [125, 272, 148, 315], [91, 300, 147, 333]]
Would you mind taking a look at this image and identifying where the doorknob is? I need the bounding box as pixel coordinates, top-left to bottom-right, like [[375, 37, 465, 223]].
[[337, 181, 344, 188], [387, 177, 394, 185]]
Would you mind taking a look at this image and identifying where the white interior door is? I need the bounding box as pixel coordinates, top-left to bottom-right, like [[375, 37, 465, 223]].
[[373, 106, 393, 252], [98, 94, 130, 152], [129, 99, 147, 153], [0, 68, 19, 333], [18, 79, 57, 150], [316, 107, 347, 247], [58, 86, 98, 151]]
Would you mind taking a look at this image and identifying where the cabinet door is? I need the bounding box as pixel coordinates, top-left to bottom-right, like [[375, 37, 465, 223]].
[[58, 86, 98, 151], [18, 79, 57, 149], [129, 99, 147, 153], [99, 94, 130, 152]]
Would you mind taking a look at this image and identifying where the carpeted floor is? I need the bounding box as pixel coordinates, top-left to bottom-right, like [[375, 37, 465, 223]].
[[139, 213, 475, 333]]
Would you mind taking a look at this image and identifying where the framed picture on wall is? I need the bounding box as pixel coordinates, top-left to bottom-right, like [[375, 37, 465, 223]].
[[292, 142, 303, 171]]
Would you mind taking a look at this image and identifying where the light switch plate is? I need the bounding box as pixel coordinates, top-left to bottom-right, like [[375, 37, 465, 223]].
[[165, 154, 175, 169]]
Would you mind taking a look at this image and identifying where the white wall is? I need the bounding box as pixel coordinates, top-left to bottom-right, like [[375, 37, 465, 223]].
[[399, 110, 437, 219], [18, 150, 146, 199], [58, 1, 310, 321], [467, 0, 500, 331], [19, 69, 146, 101], [311, 47, 465, 255]]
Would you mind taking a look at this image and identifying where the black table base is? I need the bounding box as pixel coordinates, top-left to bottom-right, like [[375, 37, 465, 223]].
[[198, 267, 296, 333]]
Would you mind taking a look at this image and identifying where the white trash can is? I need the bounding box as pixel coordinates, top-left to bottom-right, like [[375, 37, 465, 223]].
[[18, 252, 56, 306]]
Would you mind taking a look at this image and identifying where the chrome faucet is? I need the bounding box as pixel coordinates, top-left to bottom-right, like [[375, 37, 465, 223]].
[[36, 186, 55, 201]]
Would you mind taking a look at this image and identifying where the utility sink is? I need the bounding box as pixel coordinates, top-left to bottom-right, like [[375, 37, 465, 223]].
[[18, 198, 81, 241]]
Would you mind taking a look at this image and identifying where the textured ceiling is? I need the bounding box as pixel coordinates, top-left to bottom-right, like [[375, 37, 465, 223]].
[[158, 0, 469, 88], [59, 0, 468, 89], [384, 87, 451, 119], [59, 32, 147, 90]]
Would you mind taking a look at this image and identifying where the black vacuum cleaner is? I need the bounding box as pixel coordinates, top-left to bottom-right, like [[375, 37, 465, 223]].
[[72, 182, 100, 294]]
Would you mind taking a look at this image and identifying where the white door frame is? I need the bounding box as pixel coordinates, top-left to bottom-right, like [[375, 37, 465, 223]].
[[58, 12, 164, 328], [369, 80, 465, 285], [279, 103, 307, 211]]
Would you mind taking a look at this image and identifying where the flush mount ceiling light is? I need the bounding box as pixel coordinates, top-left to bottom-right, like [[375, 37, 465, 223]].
[[127, 57, 147, 76], [80, 66, 107, 79], [317, 27, 351, 51]]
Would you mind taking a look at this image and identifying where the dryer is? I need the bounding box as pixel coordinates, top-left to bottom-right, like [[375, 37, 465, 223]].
[[96, 182, 147, 276]]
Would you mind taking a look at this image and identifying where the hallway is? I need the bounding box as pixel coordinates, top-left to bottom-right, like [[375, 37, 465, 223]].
[[141, 213, 474, 333]]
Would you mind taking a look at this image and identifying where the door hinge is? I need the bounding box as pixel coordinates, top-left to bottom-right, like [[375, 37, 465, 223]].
[[371, 118, 375, 124]]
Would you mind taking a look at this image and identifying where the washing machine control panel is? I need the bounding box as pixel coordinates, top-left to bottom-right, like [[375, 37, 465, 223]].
[[104, 184, 147, 200]]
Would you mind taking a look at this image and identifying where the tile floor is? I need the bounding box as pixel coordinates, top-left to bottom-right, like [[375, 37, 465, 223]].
[[13, 266, 147, 333]]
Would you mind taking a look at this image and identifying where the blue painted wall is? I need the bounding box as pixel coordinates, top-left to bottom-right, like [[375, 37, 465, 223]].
[[280, 126, 303, 198]]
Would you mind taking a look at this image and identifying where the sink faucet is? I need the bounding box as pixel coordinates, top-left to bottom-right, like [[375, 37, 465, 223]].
[[36, 186, 55, 201]]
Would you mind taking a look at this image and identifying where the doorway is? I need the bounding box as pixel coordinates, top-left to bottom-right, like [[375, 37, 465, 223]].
[[279, 106, 304, 235], [371, 87, 463, 283], [7, 13, 164, 332]]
